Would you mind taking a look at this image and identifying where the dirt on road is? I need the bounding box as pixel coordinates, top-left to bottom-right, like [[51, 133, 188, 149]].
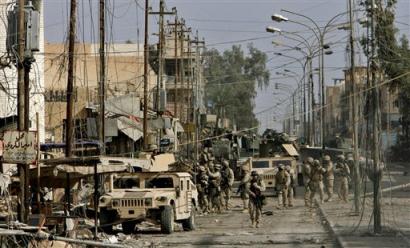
[[133, 196, 338, 247]]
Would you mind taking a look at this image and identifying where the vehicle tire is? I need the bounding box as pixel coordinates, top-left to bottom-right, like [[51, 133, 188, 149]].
[[160, 206, 174, 234], [122, 220, 137, 234], [182, 210, 195, 231], [99, 209, 115, 233]]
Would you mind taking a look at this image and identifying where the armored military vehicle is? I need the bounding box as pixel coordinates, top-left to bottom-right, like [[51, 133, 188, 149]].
[[98, 171, 198, 234]]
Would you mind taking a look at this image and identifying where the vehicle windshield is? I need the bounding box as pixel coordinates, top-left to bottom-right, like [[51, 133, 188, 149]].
[[145, 177, 174, 189], [113, 177, 140, 189], [252, 160, 270, 168]]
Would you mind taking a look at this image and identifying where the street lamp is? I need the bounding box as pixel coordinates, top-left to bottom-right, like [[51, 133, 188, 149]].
[[271, 14, 289, 22], [272, 9, 347, 150], [266, 26, 281, 33]]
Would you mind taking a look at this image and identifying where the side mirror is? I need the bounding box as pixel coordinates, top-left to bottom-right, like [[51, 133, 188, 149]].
[[176, 186, 181, 198]]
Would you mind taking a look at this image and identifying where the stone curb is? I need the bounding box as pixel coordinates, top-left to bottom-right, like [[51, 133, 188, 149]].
[[314, 199, 347, 248]]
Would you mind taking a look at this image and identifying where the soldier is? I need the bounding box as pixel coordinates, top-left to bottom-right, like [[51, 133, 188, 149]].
[[238, 164, 251, 212], [335, 155, 350, 203], [275, 164, 290, 208], [302, 157, 314, 206], [248, 171, 266, 228], [220, 160, 234, 210], [196, 166, 210, 213], [309, 159, 325, 206], [285, 165, 296, 207], [207, 164, 222, 213], [323, 155, 335, 202]]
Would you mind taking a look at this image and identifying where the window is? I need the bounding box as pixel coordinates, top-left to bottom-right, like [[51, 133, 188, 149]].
[[252, 161, 270, 168], [114, 178, 140, 189], [187, 180, 190, 190], [145, 177, 174, 189], [181, 180, 184, 190]]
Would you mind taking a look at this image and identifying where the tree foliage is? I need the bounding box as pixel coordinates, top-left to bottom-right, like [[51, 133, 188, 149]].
[[203, 44, 270, 130], [363, 0, 410, 159]]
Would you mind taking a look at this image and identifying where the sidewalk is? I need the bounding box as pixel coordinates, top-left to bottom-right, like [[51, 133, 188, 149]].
[[316, 186, 410, 248]]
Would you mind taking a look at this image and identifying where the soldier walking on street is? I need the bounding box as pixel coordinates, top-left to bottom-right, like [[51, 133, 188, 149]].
[[309, 159, 325, 206], [197, 166, 210, 213], [323, 155, 335, 202], [335, 155, 350, 203], [207, 163, 222, 213], [302, 157, 313, 206], [220, 160, 234, 210], [238, 164, 251, 212], [285, 165, 296, 207], [275, 164, 290, 208], [248, 171, 266, 228]]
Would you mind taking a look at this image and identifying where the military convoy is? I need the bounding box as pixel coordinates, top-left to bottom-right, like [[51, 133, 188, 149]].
[[98, 162, 198, 234]]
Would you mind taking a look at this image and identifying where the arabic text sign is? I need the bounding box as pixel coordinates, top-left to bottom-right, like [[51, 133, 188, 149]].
[[3, 131, 37, 164]]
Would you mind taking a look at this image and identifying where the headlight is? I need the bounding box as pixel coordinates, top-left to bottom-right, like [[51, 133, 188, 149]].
[[112, 199, 119, 207], [145, 198, 152, 206]]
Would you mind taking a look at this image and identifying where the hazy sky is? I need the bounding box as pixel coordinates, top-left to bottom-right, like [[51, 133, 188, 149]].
[[43, 0, 410, 132]]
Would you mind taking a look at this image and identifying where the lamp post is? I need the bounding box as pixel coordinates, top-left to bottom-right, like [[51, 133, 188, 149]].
[[271, 10, 347, 150]]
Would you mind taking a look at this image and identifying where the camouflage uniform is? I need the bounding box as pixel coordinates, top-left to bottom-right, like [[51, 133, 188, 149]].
[[285, 165, 296, 207], [238, 165, 251, 211], [196, 166, 210, 213], [275, 164, 290, 208], [248, 171, 266, 228], [335, 155, 350, 203], [323, 155, 335, 202], [302, 157, 313, 206], [207, 164, 222, 213], [309, 159, 325, 206], [220, 160, 234, 210]]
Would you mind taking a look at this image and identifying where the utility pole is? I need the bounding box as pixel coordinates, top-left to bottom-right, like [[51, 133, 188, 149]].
[[143, 0, 149, 150], [348, 0, 361, 214], [175, 23, 191, 122], [149, 1, 174, 113], [66, 0, 77, 158], [17, 0, 27, 223], [370, 0, 382, 234], [150, 1, 175, 150], [191, 31, 205, 169], [171, 12, 180, 118], [309, 58, 315, 146], [65, 0, 77, 224], [99, 0, 106, 155]]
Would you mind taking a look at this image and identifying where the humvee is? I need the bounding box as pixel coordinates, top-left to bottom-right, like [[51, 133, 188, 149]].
[[250, 156, 298, 196], [98, 171, 198, 234]]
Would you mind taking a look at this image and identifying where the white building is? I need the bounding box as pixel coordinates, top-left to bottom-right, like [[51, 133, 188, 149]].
[[0, 0, 45, 142]]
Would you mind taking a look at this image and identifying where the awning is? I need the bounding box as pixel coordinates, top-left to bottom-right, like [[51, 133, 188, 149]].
[[282, 144, 299, 157], [117, 117, 143, 141]]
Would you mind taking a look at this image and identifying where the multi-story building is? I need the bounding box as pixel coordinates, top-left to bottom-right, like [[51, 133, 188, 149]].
[[162, 27, 205, 125], [325, 80, 345, 139], [44, 43, 158, 145]]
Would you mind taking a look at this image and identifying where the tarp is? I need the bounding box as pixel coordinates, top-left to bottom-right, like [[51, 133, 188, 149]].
[[282, 144, 299, 157], [105, 94, 141, 117], [117, 116, 143, 141]]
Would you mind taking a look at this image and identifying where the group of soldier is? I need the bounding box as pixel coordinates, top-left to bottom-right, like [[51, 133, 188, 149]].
[[302, 154, 352, 207], [195, 148, 354, 228], [196, 148, 235, 214]]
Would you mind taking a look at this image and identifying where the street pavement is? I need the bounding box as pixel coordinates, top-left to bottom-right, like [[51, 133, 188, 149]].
[[135, 196, 338, 247], [119, 164, 409, 248], [316, 163, 410, 248]]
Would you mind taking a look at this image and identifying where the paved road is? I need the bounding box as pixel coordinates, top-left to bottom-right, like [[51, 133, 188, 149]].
[[135, 195, 338, 247]]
